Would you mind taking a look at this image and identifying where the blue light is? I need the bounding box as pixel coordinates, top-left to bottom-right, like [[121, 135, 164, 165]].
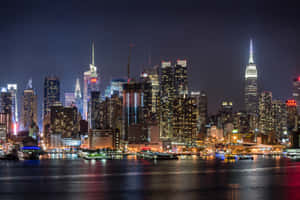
[[22, 146, 41, 150]]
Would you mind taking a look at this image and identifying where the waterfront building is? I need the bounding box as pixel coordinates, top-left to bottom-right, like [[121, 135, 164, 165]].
[[244, 39, 258, 115], [172, 95, 197, 144], [258, 91, 273, 134], [43, 76, 60, 117], [233, 111, 250, 134], [20, 80, 37, 130], [0, 113, 10, 145], [83, 41, 100, 121]]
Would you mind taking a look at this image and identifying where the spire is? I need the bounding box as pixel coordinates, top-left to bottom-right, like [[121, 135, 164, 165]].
[[91, 40, 95, 66], [26, 78, 33, 89], [75, 78, 82, 99], [249, 39, 254, 64]]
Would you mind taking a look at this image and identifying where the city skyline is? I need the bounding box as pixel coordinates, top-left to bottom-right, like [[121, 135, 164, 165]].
[[0, 0, 300, 118]]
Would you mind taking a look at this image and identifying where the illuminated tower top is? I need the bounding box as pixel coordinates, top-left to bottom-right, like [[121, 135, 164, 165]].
[[245, 39, 257, 79], [89, 40, 97, 75], [75, 78, 82, 99]]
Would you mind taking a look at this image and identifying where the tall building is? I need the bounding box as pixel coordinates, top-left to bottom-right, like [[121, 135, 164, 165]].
[[159, 61, 175, 139], [140, 66, 160, 117], [21, 80, 37, 130], [174, 60, 188, 96], [173, 95, 197, 144], [218, 101, 234, 128], [89, 91, 101, 129], [43, 76, 60, 117], [244, 39, 258, 115], [286, 99, 298, 132], [292, 76, 300, 112], [258, 91, 273, 134], [122, 81, 143, 140], [7, 84, 18, 124], [0, 88, 12, 135], [272, 100, 287, 139], [83, 41, 100, 121], [191, 91, 208, 134], [74, 78, 83, 115]]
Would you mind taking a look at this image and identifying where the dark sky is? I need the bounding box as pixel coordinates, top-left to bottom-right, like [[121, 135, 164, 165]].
[[0, 0, 300, 121]]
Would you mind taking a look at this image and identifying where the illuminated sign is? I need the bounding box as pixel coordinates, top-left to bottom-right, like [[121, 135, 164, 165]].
[[90, 78, 97, 83], [286, 99, 297, 107]]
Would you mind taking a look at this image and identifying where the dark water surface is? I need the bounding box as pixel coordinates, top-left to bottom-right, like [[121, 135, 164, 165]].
[[0, 156, 300, 200]]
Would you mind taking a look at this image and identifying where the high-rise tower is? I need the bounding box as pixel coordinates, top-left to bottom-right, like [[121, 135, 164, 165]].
[[74, 78, 83, 115], [7, 84, 18, 123], [244, 39, 258, 114], [83, 41, 100, 121], [21, 79, 37, 130], [43, 76, 60, 117]]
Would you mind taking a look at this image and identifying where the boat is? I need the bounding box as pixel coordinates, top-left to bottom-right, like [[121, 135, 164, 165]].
[[238, 155, 254, 160], [83, 152, 108, 160], [137, 150, 178, 160]]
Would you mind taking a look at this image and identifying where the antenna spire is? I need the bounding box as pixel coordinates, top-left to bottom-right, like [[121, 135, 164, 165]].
[[92, 40, 95, 65], [249, 39, 254, 64]]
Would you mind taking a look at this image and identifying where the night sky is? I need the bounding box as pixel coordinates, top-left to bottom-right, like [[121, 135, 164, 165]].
[[0, 0, 300, 122]]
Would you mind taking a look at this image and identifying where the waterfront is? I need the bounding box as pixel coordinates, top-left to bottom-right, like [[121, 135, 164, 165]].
[[0, 157, 300, 200]]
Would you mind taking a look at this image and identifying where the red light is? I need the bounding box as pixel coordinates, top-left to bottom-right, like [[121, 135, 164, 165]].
[[286, 99, 297, 107], [298, 77, 300, 82], [90, 78, 97, 83]]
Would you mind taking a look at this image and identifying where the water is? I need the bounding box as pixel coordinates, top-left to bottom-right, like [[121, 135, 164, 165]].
[[0, 156, 300, 200]]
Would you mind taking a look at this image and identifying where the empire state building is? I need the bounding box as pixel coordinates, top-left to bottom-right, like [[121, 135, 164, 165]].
[[244, 39, 258, 114]]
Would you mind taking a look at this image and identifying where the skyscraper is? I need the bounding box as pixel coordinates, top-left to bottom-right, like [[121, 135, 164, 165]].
[[7, 84, 18, 123], [258, 91, 273, 134], [122, 81, 143, 140], [174, 60, 188, 96], [43, 76, 60, 117], [74, 78, 83, 115], [83, 41, 100, 121], [159, 61, 175, 139], [89, 91, 101, 129], [191, 91, 208, 134], [244, 39, 258, 115], [292, 76, 300, 112], [21, 80, 37, 130], [0, 88, 12, 135], [272, 100, 287, 139]]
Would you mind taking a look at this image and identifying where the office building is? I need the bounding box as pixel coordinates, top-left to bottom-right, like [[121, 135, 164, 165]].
[[21, 80, 38, 130], [258, 91, 273, 134], [43, 76, 60, 117], [244, 39, 258, 115], [83, 41, 100, 121]]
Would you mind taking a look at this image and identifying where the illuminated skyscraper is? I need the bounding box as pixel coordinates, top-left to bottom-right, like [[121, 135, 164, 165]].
[[0, 88, 12, 134], [21, 79, 37, 130], [89, 91, 101, 129], [174, 60, 188, 96], [140, 66, 160, 115], [292, 76, 300, 112], [104, 78, 126, 98], [7, 84, 18, 123], [258, 91, 273, 134], [83, 41, 100, 121], [244, 39, 258, 114], [191, 91, 208, 134], [74, 78, 83, 115], [43, 76, 60, 117], [272, 100, 287, 139], [159, 61, 175, 139]]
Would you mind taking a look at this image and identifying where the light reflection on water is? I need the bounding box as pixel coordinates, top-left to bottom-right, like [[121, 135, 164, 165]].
[[0, 156, 298, 200]]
